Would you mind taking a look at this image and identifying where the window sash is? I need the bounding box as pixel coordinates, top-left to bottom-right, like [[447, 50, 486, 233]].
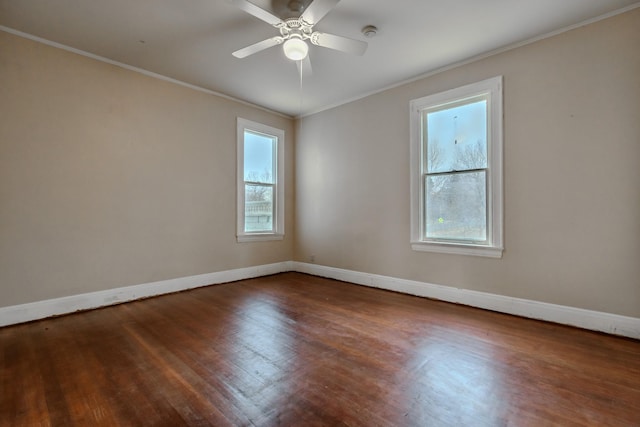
[[243, 129, 277, 185], [423, 169, 489, 244], [244, 182, 275, 233]]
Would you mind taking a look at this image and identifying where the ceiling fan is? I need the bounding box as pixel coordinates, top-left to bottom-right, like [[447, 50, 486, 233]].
[[229, 0, 368, 71]]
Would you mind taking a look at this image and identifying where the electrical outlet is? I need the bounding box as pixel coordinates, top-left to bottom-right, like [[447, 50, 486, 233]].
[[309, 255, 315, 263]]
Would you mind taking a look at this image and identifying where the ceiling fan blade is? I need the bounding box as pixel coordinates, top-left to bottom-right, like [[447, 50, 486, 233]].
[[300, 0, 340, 25], [229, 0, 284, 26], [232, 37, 283, 58], [310, 32, 367, 56], [296, 56, 313, 76]]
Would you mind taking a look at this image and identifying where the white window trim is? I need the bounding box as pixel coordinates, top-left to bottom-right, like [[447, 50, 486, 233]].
[[237, 118, 285, 243], [410, 76, 503, 258]]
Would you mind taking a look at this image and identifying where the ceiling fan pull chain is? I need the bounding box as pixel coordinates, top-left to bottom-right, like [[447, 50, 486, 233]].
[[298, 59, 304, 114]]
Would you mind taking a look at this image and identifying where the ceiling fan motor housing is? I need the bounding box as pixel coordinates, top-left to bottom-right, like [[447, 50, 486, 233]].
[[279, 18, 313, 42]]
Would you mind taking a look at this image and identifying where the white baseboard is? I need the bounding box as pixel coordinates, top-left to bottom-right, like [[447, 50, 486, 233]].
[[0, 261, 292, 328], [292, 262, 640, 340], [1, 260, 639, 340]]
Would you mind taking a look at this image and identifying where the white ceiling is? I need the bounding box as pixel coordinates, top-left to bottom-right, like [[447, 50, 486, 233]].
[[1, 0, 638, 117]]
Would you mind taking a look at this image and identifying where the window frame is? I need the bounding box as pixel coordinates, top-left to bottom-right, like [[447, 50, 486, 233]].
[[236, 118, 285, 242], [410, 76, 503, 258]]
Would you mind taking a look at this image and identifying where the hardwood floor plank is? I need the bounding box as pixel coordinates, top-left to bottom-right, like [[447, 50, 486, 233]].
[[1, 272, 639, 426], [2, 328, 53, 426]]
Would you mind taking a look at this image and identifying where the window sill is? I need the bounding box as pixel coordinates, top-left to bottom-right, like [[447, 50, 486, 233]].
[[237, 233, 284, 243], [411, 241, 503, 258]]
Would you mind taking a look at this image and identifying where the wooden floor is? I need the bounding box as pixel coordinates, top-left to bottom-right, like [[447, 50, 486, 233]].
[[1, 273, 639, 426]]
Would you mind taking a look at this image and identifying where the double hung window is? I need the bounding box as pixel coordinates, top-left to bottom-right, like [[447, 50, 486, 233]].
[[237, 118, 284, 242], [410, 77, 503, 257]]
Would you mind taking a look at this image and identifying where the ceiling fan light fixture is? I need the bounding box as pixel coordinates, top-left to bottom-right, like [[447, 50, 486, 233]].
[[283, 37, 309, 60]]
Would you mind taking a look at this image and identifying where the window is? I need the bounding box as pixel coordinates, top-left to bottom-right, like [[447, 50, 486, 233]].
[[410, 76, 503, 257], [237, 118, 284, 242]]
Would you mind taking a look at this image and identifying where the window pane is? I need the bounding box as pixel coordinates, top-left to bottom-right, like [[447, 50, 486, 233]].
[[244, 184, 273, 232], [425, 99, 487, 173], [244, 131, 275, 183], [425, 171, 487, 241]]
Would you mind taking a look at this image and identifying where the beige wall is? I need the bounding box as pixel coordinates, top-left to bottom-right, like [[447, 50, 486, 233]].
[[295, 9, 640, 317], [0, 31, 294, 306]]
